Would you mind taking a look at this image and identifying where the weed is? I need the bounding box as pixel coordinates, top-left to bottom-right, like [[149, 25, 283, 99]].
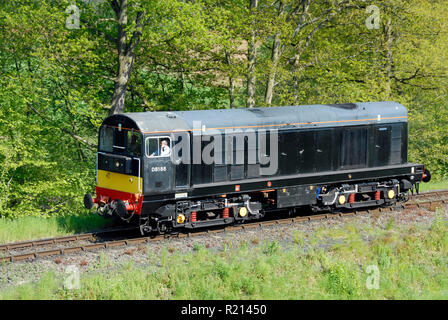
[[386, 218, 394, 230], [192, 243, 204, 252], [292, 231, 305, 247], [263, 241, 279, 255]]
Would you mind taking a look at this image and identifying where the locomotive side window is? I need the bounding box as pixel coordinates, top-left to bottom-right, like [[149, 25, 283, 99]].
[[126, 131, 142, 157], [146, 137, 171, 157], [99, 126, 113, 152]]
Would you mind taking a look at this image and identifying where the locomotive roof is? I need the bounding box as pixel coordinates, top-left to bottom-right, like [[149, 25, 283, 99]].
[[105, 101, 407, 134]]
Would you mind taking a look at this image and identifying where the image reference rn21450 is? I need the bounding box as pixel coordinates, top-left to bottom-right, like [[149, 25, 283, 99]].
[[83, 102, 431, 235]]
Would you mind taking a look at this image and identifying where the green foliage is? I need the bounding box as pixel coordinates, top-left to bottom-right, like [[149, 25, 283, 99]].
[[323, 264, 360, 298], [0, 0, 447, 219]]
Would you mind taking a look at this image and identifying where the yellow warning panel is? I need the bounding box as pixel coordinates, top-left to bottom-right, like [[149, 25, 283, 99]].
[[97, 170, 142, 194]]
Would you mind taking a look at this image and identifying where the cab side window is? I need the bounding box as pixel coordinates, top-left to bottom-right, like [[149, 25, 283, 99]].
[[146, 137, 171, 158]]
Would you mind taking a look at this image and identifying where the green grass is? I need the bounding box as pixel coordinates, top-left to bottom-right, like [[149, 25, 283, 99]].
[[1, 209, 447, 300], [0, 214, 110, 244], [419, 180, 448, 192]]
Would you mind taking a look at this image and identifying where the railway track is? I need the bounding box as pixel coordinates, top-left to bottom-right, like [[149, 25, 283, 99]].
[[1, 190, 447, 264], [0, 226, 137, 261]]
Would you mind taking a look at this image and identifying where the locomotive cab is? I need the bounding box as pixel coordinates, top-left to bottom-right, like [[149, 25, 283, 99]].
[[84, 112, 192, 223], [84, 115, 144, 222]]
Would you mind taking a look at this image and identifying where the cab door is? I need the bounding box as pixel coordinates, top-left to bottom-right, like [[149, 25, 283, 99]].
[[172, 132, 190, 190], [144, 136, 173, 193]]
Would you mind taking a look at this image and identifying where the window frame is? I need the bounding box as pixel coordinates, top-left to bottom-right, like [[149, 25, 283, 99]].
[[145, 136, 172, 159], [99, 125, 114, 153], [126, 130, 143, 157]]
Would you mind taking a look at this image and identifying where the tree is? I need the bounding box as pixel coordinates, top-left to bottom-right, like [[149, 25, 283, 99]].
[[246, 0, 259, 108], [109, 0, 148, 115]]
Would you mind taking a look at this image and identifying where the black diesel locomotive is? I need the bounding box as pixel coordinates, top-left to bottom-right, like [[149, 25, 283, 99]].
[[84, 102, 431, 234]]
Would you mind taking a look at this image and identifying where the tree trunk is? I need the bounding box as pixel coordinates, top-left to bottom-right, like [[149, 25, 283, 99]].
[[264, 2, 284, 106], [109, 0, 144, 116], [246, 0, 258, 108], [264, 32, 281, 105], [111, 53, 136, 115], [384, 16, 393, 98], [225, 51, 235, 108], [229, 76, 235, 108]]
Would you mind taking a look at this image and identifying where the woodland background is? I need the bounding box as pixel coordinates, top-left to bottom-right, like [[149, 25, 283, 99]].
[[0, 0, 447, 218]]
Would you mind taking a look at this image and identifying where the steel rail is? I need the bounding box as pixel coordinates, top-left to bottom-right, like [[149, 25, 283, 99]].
[[0, 226, 137, 253]]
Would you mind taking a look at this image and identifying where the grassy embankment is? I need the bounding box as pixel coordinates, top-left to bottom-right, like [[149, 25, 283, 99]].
[[419, 180, 448, 192], [0, 180, 446, 244], [0, 214, 110, 244], [1, 207, 447, 299]]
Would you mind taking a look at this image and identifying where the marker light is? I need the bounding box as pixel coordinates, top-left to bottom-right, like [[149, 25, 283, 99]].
[[177, 214, 186, 224], [239, 207, 247, 217], [387, 190, 395, 199]]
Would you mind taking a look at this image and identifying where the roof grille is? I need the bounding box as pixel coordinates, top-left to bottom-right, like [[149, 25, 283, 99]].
[[326, 103, 357, 110]]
